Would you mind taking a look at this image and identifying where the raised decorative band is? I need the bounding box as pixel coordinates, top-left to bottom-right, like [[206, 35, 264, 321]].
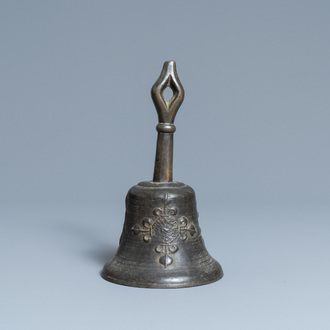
[[156, 123, 176, 133]]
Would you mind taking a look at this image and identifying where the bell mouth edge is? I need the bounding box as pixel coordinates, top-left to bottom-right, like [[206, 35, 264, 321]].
[[101, 263, 223, 289]]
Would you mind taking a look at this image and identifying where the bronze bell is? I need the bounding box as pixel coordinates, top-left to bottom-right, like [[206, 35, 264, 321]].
[[102, 60, 223, 288]]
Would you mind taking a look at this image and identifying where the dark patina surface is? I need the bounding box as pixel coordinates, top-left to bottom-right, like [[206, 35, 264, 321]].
[[102, 61, 223, 288]]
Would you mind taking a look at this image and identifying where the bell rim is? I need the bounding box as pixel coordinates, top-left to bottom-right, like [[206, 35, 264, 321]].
[[101, 259, 224, 289]]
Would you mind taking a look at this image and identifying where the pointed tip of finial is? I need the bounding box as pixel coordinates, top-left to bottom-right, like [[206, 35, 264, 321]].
[[163, 60, 176, 73]]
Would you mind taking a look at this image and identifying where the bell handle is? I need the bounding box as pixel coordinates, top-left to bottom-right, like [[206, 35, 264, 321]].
[[151, 61, 185, 182]]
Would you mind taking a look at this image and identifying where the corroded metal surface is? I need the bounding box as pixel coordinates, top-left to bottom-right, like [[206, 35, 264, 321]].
[[102, 61, 223, 288]]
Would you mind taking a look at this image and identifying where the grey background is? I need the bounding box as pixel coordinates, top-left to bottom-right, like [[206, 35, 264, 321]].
[[1, 1, 329, 329]]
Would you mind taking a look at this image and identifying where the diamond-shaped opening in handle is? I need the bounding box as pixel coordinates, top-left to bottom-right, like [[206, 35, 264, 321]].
[[162, 86, 174, 103]]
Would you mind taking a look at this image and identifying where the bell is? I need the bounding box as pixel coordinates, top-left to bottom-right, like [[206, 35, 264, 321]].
[[102, 60, 223, 288]]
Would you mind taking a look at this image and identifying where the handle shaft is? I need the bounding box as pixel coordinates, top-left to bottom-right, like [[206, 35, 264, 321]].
[[153, 133, 174, 182]]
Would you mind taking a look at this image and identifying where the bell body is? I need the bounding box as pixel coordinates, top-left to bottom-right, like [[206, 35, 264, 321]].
[[102, 181, 223, 288]]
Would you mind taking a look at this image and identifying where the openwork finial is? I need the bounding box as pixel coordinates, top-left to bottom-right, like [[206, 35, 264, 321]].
[[151, 60, 185, 133], [152, 60, 184, 182]]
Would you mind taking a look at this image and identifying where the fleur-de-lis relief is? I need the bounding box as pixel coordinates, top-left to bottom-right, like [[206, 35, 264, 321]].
[[131, 218, 153, 242], [131, 193, 198, 268], [155, 244, 178, 268], [179, 217, 197, 241]]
